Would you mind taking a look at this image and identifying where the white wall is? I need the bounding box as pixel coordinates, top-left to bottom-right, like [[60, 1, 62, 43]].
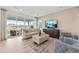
[[39, 7, 79, 35]]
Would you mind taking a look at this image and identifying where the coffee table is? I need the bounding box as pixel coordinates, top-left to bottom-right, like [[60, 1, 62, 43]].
[[32, 34, 49, 45]]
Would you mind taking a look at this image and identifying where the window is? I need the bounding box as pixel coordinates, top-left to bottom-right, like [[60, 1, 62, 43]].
[[29, 21, 34, 26], [6, 17, 17, 37], [17, 19, 24, 26], [25, 21, 29, 26], [29, 20, 36, 27], [7, 19, 16, 25], [25, 19, 35, 26]]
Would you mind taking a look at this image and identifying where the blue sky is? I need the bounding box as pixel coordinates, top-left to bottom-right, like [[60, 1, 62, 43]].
[[7, 19, 24, 25]]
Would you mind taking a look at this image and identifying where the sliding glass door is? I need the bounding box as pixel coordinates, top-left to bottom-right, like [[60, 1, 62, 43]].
[[25, 19, 36, 28], [28, 20, 36, 28], [16, 18, 24, 36], [6, 16, 36, 38], [6, 17, 17, 37]]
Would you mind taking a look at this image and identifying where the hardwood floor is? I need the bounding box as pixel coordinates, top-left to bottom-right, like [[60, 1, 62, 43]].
[[0, 36, 54, 53]]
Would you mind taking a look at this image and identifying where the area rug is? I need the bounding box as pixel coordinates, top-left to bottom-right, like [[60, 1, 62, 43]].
[[22, 38, 54, 53]]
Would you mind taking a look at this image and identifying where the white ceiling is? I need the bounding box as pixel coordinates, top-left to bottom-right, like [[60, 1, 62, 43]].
[[0, 6, 75, 17]]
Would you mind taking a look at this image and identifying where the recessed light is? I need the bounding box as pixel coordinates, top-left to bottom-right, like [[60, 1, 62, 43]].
[[14, 7, 23, 12], [19, 9, 23, 12]]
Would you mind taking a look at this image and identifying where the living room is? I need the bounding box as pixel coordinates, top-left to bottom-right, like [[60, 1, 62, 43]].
[[0, 6, 79, 53]]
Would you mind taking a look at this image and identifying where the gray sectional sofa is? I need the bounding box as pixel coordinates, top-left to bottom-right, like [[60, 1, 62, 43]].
[[54, 32, 79, 53]]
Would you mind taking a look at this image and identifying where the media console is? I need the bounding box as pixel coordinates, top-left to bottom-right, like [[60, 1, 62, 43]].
[[43, 29, 60, 39]]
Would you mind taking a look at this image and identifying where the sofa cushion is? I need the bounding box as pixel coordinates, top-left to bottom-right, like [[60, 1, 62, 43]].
[[55, 42, 68, 53], [63, 37, 77, 45], [60, 32, 72, 41], [73, 35, 79, 40], [62, 32, 72, 37], [54, 39, 79, 53]]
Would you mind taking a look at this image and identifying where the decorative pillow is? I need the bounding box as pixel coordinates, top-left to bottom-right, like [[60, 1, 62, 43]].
[[73, 35, 79, 40], [63, 33, 72, 37], [60, 32, 72, 41]]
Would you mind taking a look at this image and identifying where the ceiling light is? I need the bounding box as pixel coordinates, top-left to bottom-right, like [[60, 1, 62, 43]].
[[19, 9, 23, 11], [77, 14, 79, 16], [14, 7, 23, 12]]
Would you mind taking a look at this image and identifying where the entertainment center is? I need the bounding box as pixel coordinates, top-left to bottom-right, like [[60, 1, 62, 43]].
[[43, 29, 60, 39], [43, 20, 60, 39]]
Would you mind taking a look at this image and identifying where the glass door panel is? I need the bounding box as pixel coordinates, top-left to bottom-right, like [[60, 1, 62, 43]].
[[6, 18, 17, 37], [17, 18, 24, 36], [29, 20, 36, 28]]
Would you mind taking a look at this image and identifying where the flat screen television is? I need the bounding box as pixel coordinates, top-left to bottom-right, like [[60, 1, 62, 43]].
[[45, 20, 57, 29]]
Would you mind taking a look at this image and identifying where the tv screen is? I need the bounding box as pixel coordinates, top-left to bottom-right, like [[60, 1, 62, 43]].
[[45, 20, 57, 29]]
